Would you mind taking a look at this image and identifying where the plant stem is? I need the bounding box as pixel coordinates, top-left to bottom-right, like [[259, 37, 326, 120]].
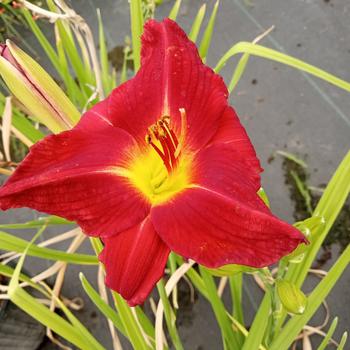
[[229, 274, 244, 346], [259, 268, 281, 345]]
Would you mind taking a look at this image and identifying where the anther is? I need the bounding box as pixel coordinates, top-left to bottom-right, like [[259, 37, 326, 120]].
[[146, 109, 186, 173]]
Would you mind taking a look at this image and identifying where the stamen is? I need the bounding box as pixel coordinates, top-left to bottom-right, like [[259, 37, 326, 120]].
[[160, 117, 178, 148], [146, 108, 187, 174], [149, 140, 172, 173], [174, 108, 187, 158]]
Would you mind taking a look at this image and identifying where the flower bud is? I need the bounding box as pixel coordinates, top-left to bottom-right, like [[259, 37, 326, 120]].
[[284, 216, 324, 263], [0, 40, 80, 133], [276, 280, 307, 314]]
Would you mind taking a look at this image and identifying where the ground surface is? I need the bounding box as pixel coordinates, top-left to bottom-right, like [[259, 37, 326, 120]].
[[0, 0, 349, 349]]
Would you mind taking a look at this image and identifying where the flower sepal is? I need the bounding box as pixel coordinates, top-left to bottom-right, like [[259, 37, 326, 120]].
[[283, 216, 324, 264], [206, 264, 257, 277]]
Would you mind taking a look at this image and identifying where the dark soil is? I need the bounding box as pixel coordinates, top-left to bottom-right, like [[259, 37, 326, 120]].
[[0, 274, 6, 311], [175, 278, 198, 327], [108, 45, 134, 72], [0, 134, 28, 163], [281, 155, 350, 266]]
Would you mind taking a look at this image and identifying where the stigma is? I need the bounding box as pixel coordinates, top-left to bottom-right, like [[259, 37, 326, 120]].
[[146, 108, 187, 173]]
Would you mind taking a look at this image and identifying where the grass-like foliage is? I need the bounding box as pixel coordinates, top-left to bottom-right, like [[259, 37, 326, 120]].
[[0, 1, 349, 349]]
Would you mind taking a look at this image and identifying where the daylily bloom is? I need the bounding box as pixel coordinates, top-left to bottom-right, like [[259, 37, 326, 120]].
[[0, 40, 79, 133], [0, 19, 305, 306]]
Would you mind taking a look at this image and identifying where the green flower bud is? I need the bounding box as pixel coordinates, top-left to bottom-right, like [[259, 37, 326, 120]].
[[277, 280, 307, 315]]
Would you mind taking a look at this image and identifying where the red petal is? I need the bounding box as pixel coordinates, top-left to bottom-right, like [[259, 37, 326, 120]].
[[107, 19, 228, 150], [208, 106, 263, 179], [0, 103, 150, 237], [151, 187, 305, 268], [99, 217, 170, 306], [193, 142, 263, 202]]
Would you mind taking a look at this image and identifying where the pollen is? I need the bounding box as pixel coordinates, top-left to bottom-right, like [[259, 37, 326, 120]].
[[127, 108, 192, 205]]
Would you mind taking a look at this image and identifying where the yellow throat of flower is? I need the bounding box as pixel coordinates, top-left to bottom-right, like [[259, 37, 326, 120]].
[[127, 109, 192, 205]]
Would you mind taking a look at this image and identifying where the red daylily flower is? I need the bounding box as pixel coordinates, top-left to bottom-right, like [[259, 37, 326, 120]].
[[0, 19, 306, 306]]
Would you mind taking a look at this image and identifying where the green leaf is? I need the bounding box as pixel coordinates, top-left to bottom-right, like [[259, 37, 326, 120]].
[[10, 287, 100, 349], [200, 266, 240, 349], [0, 262, 50, 297], [0, 230, 98, 264], [7, 227, 104, 350], [120, 45, 131, 84], [229, 274, 245, 347], [199, 1, 219, 59], [54, 21, 86, 108], [277, 151, 350, 333], [270, 245, 350, 350], [47, 0, 92, 96], [80, 273, 126, 336], [317, 317, 338, 350], [0, 98, 44, 143], [0, 215, 72, 229], [129, 0, 144, 72], [189, 4, 206, 43], [97, 9, 113, 95], [168, 0, 182, 21], [242, 293, 271, 350], [134, 306, 156, 342], [112, 292, 151, 350], [294, 150, 350, 288], [257, 187, 270, 207], [215, 42, 350, 94], [20, 8, 61, 77], [228, 52, 251, 93], [276, 150, 308, 168], [290, 170, 313, 215], [337, 332, 348, 350]]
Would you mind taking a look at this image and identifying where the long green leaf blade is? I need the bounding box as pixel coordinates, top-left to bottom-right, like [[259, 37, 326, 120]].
[[215, 42, 350, 93], [199, 1, 219, 59], [200, 266, 240, 349], [97, 9, 113, 95], [0, 98, 44, 143], [189, 4, 206, 43], [7, 227, 103, 350], [20, 8, 61, 76], [168, 0, 182, 21], [317, 317, 338, 350], [0, 230, 98, 264], [112, 292, 151, 350], [129, 0, 144, 72], [80, 272, 126, 335], [0, 215, 72, 229], [242, 293, 271, 350], [337, 332, 348, 350]]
